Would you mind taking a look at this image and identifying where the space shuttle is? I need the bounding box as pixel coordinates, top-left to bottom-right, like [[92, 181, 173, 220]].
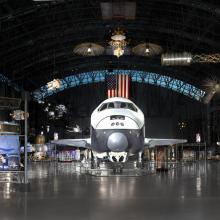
[[52, 97, 187, 162]]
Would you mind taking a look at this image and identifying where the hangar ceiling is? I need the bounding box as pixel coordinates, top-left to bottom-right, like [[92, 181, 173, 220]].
[[0, 0, 220, 91]]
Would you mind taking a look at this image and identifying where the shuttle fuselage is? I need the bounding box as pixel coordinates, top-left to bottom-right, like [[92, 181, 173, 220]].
[[90, 97, 145, 161], [52, 97, 187, 163]]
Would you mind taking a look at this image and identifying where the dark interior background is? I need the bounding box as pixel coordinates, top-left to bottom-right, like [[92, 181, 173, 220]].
[[0, 0, 220, 146]]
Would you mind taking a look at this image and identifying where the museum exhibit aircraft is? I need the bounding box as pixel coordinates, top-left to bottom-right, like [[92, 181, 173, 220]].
[[52, 97, 187, 163]]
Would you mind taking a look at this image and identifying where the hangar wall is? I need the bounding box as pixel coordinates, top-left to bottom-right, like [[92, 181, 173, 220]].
[[0, 82, 20, 121], [0, 83, 9, 121]]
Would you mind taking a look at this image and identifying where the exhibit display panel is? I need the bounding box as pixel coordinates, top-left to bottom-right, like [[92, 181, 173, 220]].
[[0, 135, 20, 170]]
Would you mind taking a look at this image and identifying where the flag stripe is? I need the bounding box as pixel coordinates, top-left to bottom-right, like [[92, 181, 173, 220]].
[[122, 74, 124, 97], [124, 75, 126, 98], [125, 75, 127, 98], [118, 74, 121, 97], [128, 75, 129, 97], [122, 75, 124, 97], [128, 76, 130, 98], [107, 74, 130, 99], [124, 75, 127, 98]]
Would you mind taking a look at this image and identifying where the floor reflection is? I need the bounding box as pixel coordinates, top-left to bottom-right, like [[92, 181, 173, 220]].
[[98, 176, 136, 200], [0, 161, 220, 220]]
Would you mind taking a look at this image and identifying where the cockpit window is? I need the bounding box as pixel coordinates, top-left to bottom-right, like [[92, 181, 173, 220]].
[[98, 102, 137, 112], [127, 103, 138, 112], [120, 102, 127, 108], [108, 102, 114, 109], [98, 103, 107, 111]]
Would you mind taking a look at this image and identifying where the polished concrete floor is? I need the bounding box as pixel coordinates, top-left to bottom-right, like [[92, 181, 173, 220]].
[[1, 161, 220, 220]]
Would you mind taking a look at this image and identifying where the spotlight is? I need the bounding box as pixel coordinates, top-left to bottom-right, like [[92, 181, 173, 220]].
[[87, 47, 92, 53], [145, 47, 150, 53]]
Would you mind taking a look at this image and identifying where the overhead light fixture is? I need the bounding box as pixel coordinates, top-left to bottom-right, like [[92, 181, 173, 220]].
[[109, 28, 128, 58], [73, 43, 104, 56], [87, 47, 92, 53], [132, 43, 163, 57], [47, 79, 61, 90], [145, 42, 150, 54], [145, 47, 150, 54]]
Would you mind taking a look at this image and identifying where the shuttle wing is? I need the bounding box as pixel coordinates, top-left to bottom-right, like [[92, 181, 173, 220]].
[[51, 138, 91, 149], [144, 138, 187, 148]]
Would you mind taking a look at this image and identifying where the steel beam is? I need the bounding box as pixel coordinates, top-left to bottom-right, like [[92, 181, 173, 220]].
[[33, 70, 205, 102]]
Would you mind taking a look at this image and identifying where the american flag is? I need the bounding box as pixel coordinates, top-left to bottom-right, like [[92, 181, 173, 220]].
[[106, 74, 130, 98], [106, 74, 117, 98]]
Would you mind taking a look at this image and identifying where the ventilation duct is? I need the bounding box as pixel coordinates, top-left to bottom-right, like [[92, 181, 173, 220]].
[[101, 2, 136, 20], [161, 52, 192, 66]]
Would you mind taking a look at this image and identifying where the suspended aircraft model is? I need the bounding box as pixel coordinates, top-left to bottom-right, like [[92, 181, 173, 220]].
[[52, 97, 186, 164], [66, 124, 82, 133]]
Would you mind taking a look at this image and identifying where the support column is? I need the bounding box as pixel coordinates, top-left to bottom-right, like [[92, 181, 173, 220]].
[[207, 104, 211, 147], [24, 91, 29, 184]]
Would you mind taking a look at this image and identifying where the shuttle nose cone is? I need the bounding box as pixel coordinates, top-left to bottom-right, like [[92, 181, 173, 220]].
[[107, 132, 128, 152]]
